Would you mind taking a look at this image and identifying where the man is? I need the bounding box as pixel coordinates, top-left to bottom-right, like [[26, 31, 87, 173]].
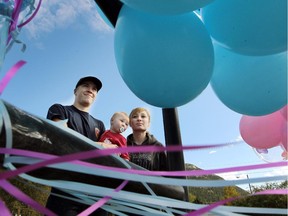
[[46, 76, 116, 216]]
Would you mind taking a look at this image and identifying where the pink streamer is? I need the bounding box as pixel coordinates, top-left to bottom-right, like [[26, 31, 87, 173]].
[[18, 0, 42, 28], [0, 146, 286, 180], [8, 0, 23, 42], [0, 145, 286, 215], [0, 145, 225, 180], [7, 0, 42, 43], [0, 179, 56, 216], [78, 180, 129, 216], [185, 189, 288, 216], [0, 198, 12, 216], [0, 60, 26, 95]]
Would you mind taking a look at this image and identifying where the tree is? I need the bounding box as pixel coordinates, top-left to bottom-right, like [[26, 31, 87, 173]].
[[223, 186, 240, 206], [188, 193, 197, 203], [232, 181, 287, 210]]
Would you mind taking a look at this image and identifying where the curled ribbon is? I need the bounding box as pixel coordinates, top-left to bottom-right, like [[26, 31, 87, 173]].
[[0, 60, 26, 95], [0, 101, 287, 215]]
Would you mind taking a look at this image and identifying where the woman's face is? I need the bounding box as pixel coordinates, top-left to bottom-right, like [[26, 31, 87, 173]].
[[130, 111, 150, 132]]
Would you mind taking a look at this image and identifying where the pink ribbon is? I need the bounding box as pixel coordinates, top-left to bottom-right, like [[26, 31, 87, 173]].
[[8, 0, 23, 43], [78, 180, 129, 216], [0, 146, 286, 180], [0, 145, 286, 215], [185, 189, 288, 216], [0, 179, 56, 216], [0, 60, 26, 95], [7, 0, 42, 43], [18, 0, 42, 28], [0, 197, 11, 216]]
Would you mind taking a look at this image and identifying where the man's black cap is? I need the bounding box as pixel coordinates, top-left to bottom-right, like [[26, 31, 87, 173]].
[[75, 76, 102, 91]]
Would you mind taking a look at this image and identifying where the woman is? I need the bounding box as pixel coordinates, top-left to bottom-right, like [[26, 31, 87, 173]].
[[127, 107, 168, 171]]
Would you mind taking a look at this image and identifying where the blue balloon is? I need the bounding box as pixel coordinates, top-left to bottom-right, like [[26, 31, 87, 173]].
[[114, 6, 214, 108], [121, 0, 214, 15], [211, 44, 287, 116], [201, 0, 287, 56]]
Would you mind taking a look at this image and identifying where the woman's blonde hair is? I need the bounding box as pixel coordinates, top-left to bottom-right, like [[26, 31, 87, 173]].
[[129, 107, 150, 121]]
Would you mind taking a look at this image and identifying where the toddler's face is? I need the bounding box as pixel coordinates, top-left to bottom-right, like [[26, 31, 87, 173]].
[[111, 114, 129, 133]]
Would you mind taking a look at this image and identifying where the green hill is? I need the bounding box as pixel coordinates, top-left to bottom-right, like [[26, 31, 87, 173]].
[[185, 163, 249, 203]]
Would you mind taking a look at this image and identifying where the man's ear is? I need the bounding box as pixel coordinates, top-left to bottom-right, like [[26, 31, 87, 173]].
[[74, 88, 76, 94]]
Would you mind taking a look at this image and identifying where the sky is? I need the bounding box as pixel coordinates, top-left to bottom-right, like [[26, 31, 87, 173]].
[[1, 0, 287, 192]]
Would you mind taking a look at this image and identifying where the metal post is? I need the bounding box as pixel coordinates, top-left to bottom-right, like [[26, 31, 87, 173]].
[[162, 108, 189, 201], [162, 108, 185, 170], [94, 0, 189, 201], [247, 174, 253, 193]]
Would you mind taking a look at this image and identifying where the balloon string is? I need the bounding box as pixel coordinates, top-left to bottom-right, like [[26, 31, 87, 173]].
[[0, 60, 26, 95], [18, 0, 42, 28], [7, 0, 42, 44], [8, 0, 23, 42]]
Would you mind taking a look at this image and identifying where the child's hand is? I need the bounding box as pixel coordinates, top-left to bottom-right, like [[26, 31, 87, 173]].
[[96, 142, 118, 149], [103, 138, 112, 144]]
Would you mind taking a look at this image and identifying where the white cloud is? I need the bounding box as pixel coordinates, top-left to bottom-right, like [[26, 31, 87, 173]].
[[59, 95, 74, 106], [217, 167, 288, 183], [217, 171, 242, 181], [263, 166, 288, 177], [24, 0, 112, 38]]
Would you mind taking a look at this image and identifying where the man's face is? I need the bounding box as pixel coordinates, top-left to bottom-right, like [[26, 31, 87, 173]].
[[74, 81, 98, 106]]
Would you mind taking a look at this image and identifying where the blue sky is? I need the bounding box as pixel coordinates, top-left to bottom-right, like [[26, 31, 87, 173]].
[[1, 0, 287, 191]]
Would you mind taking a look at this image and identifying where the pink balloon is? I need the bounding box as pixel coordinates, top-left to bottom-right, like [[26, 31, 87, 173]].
[[281, 150, 288, 160], [280, 105, 287, 121], [281, 121, 287, 151], [240, 111, 284, 149]]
